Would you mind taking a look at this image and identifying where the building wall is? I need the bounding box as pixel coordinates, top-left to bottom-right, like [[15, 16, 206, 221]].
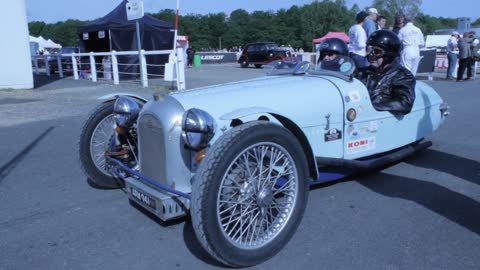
[[0, 0, 33, 89]]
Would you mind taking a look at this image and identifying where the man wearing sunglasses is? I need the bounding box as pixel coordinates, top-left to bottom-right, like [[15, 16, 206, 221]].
[[365, 30, 416, 115]]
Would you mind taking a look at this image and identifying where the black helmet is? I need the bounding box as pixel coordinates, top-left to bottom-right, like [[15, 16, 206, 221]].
[[319, 38, 348, 60], [366, 30, 402, 66]]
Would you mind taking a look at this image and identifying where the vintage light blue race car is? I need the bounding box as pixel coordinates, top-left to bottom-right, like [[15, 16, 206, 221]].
[[79, 58, 448, 267]]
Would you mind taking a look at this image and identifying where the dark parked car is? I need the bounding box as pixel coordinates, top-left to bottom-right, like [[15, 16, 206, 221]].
[[238, 42, 291, 68], [47, 47, 80, 73]]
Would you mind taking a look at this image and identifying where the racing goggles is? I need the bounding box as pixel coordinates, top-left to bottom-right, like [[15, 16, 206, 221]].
[[367, 46, 386, 60]]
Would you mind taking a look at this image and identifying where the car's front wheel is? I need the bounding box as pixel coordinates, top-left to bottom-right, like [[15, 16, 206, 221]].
[[191, 121, 309, 267], [79, 101, 122, 188]]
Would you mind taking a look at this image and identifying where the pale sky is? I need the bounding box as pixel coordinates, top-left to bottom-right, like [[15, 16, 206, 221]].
[[26, 0, 479, 23]]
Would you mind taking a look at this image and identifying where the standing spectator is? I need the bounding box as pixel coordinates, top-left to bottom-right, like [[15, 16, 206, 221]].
[[392, 14, 405, 34], [363, 8, 379, 37], [186, 46, 195, 67], [446, 31, 460, 80], [398, 18, 424, 76], [348, 11, 369, 70], [467, 31, 479, 80], [457, 32, 473, 81], [376, 16, 387, 30]]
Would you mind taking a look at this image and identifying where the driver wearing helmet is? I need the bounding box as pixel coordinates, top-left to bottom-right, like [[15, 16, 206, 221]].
[[318, 38, 349, 71], [365, 30, 416, 115]]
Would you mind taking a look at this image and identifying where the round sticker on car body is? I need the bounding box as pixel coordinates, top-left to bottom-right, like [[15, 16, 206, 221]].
[[340, 62, 353, 73]]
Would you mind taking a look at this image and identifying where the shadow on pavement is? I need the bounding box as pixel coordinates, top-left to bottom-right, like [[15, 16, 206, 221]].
[[0, 126, 55, 182], [129, 199, 226, 267], [182, 219, 229, 268], [404, 149, 480, 185], [33, 73, 64, 88], [358, 172, 480, 235]]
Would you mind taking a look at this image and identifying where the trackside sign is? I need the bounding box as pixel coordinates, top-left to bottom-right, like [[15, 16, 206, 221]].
[[126, 0, 144, 21]]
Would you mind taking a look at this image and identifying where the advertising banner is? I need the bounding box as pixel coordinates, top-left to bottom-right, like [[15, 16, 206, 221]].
[[197, 52, 238, 64]]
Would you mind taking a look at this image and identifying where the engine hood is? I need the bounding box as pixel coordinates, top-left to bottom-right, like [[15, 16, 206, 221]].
[[171, 75, 344, 127]]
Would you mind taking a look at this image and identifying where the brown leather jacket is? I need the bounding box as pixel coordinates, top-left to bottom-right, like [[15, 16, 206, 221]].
[[366, 58, 416, 115]]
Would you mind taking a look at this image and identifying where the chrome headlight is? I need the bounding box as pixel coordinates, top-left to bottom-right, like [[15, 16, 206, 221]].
[[181, 108, 216, 150], [440, 102, 450, 117], [114, 97, 141, 128]]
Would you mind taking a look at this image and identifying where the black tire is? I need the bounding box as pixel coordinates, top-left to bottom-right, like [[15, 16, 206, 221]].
[[191, 121, 309, 267], [79, 100, 122, 189], [254, 64, 263, 68], [239, 58, 249, 68]]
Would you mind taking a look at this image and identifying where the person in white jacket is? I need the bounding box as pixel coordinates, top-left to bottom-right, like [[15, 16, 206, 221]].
[[398, 19, 424, 76]]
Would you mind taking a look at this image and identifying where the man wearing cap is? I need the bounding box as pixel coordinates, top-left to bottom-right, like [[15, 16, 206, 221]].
[[446, 31, 460, 80], [363, 8, 379, 37], [398, 18, 425, 76]]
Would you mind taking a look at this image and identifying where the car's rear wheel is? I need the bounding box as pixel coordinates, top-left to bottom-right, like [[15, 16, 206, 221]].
[[191, 121, 309, 267], [254, 64, 263, 68]]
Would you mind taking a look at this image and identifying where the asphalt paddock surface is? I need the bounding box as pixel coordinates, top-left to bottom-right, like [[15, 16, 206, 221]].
[[0, 64, 479, 269]]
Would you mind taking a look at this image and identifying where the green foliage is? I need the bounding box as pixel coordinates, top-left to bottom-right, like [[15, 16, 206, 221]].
[[28, 19, 85, 46], [372, 0, 422, 20], [415, 14, 457, 35], [473, 18, 480, 26], [28, 1, 479, 51]]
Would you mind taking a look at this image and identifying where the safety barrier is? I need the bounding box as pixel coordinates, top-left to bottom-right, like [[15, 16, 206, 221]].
[[435, 54, 448, 69], [31, 48, 186, 90]]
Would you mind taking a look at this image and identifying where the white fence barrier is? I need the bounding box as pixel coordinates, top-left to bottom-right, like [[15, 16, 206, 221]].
[[31, 48, 186, 90]]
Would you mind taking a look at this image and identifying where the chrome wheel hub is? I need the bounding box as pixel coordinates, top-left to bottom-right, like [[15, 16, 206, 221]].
[[256, 189, 274, 208]]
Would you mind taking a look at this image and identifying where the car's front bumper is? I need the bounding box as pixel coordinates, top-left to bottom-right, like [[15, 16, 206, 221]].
[[109, 157, 190, 221]]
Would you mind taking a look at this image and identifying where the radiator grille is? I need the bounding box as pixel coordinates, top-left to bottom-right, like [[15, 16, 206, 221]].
[[138, 113, 167, 185]]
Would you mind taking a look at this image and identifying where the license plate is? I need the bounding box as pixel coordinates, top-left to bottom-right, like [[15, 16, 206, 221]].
[[131, 187, 156, 209]]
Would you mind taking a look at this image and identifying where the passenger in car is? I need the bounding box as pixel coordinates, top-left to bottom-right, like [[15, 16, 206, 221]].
[[318, 38, 349, 71], [365, 30, 416, 115]]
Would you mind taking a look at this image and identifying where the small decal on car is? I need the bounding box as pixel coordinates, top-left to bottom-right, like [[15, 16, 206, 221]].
[[348, 91, 361, 103], [340, 62, 352, 73], [346, 137, 376, 154], [359, 121, 379, 134], [324, 128, 342, 142], [356, 106, 364, 116], [368, 121, 379, 132]]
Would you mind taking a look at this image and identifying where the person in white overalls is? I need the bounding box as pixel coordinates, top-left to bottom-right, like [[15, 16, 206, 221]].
[[102, 56, 112, 80], [398, 19, 424, 76]]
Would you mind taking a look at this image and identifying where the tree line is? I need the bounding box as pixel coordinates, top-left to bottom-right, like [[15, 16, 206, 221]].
[[28, 0, 479, 51]]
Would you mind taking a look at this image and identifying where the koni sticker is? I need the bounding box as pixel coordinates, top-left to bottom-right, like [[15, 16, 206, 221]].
[[346, 137, 376, 154]]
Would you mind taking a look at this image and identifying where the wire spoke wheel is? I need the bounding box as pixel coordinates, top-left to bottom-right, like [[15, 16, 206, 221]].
[[191, 121, 308, 267], [89, 114, 115, 175], [217, 142, 298, 249]]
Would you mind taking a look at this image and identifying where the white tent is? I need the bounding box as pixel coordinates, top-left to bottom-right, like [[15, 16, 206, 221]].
[[29, 35, 62, 50], [45, 39, 61, 49], [29, 35, 39, 43], [425, 35, 450, 48]]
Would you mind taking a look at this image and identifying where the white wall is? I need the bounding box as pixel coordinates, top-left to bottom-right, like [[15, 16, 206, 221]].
[[0, 0, 33, 89]]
